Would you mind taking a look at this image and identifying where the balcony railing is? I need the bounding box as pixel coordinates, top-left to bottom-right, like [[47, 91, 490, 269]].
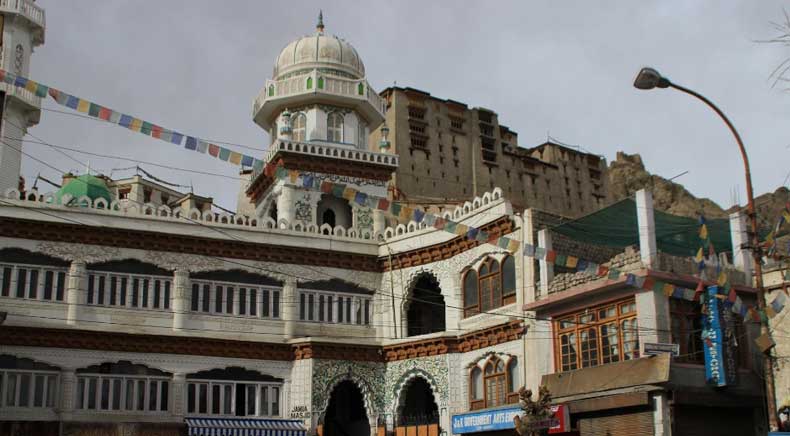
[[0, 81, 42, 111], [261, 139, 399, 174], [0, 0, 45, 30], [253, 73, 386, 119]]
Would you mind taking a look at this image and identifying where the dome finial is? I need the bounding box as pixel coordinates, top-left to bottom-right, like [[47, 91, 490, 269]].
[[316, 10, 324, 33]]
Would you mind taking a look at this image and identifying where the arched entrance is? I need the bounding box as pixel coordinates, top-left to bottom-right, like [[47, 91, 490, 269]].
[[317, 194, 352, 231], [397, 377, 439, 427], [405, 273, 446, 337], [322, 380, 370, 436]]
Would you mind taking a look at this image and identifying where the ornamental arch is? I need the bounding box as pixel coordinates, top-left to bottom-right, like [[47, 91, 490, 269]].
[[402, 270, 446, 337]]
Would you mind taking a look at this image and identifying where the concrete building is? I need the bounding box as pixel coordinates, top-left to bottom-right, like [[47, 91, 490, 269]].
[[369, 87, 609, 218], [0, 0, 45, 194], [519, 195, 767, 435], [763, 264, 790, 428]]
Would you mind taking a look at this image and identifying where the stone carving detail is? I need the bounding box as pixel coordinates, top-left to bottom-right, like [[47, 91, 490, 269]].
[[36, 241, 121, 264], [312, 359, 385, 416], [317, 104, 353, 116], [146, 251, 223, 272], [356, 207, 373, 231], [299, 171, 387, 188], [294, 193, 313, 222], [385, 355, 449, 413], [254, 261, 380, 290]]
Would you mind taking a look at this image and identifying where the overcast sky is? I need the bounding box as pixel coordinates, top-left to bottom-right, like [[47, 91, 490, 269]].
[[21, 1, 790, 211]]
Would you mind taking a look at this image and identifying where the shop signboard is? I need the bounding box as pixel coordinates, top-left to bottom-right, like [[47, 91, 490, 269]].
[[548, 404, 570, 434], [451, 404, 570, 434], [644, 342, 679, 357], [451, 406, 522, 434], [702, 286, 737, 387]]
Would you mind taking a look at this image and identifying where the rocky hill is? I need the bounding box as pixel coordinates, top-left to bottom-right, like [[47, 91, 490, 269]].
[[607, 152, 727, 218], [608, 152, 789, 256]]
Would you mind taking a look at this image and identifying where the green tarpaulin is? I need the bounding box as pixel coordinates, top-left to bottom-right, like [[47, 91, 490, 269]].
[[551, 198, 731, 257]]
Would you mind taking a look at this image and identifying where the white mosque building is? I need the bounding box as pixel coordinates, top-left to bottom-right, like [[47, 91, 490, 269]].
[[0, 7, 770, 436]]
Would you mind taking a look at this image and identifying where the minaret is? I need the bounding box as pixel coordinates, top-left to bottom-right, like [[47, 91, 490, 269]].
[[0, 2, 45, 194]]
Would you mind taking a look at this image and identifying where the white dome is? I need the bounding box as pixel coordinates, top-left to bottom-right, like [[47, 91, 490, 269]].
[[273, 16, 365, 79]]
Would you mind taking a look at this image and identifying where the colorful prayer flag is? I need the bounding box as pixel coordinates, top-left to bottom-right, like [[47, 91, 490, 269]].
[[507, 239, 520, 252], [88, 103, 101, 117], [566, 256, 578, 269]]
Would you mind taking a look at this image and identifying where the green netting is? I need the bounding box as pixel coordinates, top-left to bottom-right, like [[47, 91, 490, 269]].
[[551, 198, 732, 257]]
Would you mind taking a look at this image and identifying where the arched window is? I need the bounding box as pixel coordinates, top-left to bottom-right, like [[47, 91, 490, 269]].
[[268, 85, 274, 97], [469, 367, 483, 410], [357, 121, 367, 149], [463, 270, 479, 317], [484, 357, 506, 408], [469, 356, 521, 410], [357, 83, 364, 95], [502, 256, 516, 298], [306, 77, 313, 89], [292, 113, 306, 142], [327, 112, 343, 142], [462, 256, 516, 318]]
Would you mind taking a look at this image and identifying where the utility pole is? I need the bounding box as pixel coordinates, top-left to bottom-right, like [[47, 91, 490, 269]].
[[634, 67, 780, 431]]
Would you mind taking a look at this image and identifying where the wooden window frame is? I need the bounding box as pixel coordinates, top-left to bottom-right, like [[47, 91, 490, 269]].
[[462, 256, 516, 318], [553, 297, 640, 373], [468, 357, 520, 411]]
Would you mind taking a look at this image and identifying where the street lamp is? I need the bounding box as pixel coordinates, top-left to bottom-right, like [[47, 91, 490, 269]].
[[633, 66, 778, 431]]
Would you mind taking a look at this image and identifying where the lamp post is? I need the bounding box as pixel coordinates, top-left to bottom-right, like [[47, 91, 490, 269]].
[[633, 67, 778, 431]]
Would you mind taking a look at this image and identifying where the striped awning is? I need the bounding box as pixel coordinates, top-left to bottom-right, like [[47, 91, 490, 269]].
[[185, 418, 307, 436]]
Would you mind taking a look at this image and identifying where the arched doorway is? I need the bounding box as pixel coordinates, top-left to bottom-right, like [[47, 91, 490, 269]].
[[317, 194, 352, 231], [397, 377, 439, 427], [406, 273, 445, 337], [323, 380, 369, 436]]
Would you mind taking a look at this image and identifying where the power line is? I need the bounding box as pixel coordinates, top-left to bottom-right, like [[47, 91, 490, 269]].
[[0, 136, 741, 337], [40, 104, 268, 152], [12, 136, 245, 181]]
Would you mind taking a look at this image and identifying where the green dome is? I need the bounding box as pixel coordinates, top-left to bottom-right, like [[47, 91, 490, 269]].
[[55, 174, 113, 205]]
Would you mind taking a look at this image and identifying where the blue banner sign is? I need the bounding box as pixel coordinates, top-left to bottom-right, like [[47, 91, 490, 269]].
[[702, 286, 728, 387], [451, 406, 521, 434]]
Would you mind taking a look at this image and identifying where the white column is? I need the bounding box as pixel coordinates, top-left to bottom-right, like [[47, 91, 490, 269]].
[[277, 185, 295, 229], [66, 261, 86, 325], [636, 189, 657, 268], [283, 279, 298, 339], [232, 287, 241, 315], [373, 209, 386, 235], [172, 372, 186, 418], [523, 209, 537, 304], [172, 269, 189, 331], [58, 370, 77, 418], [729, 210, 754, 285], [635, 286, 670, 345], [652, 392, 672, 436], [538, 229, 553, 296]]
